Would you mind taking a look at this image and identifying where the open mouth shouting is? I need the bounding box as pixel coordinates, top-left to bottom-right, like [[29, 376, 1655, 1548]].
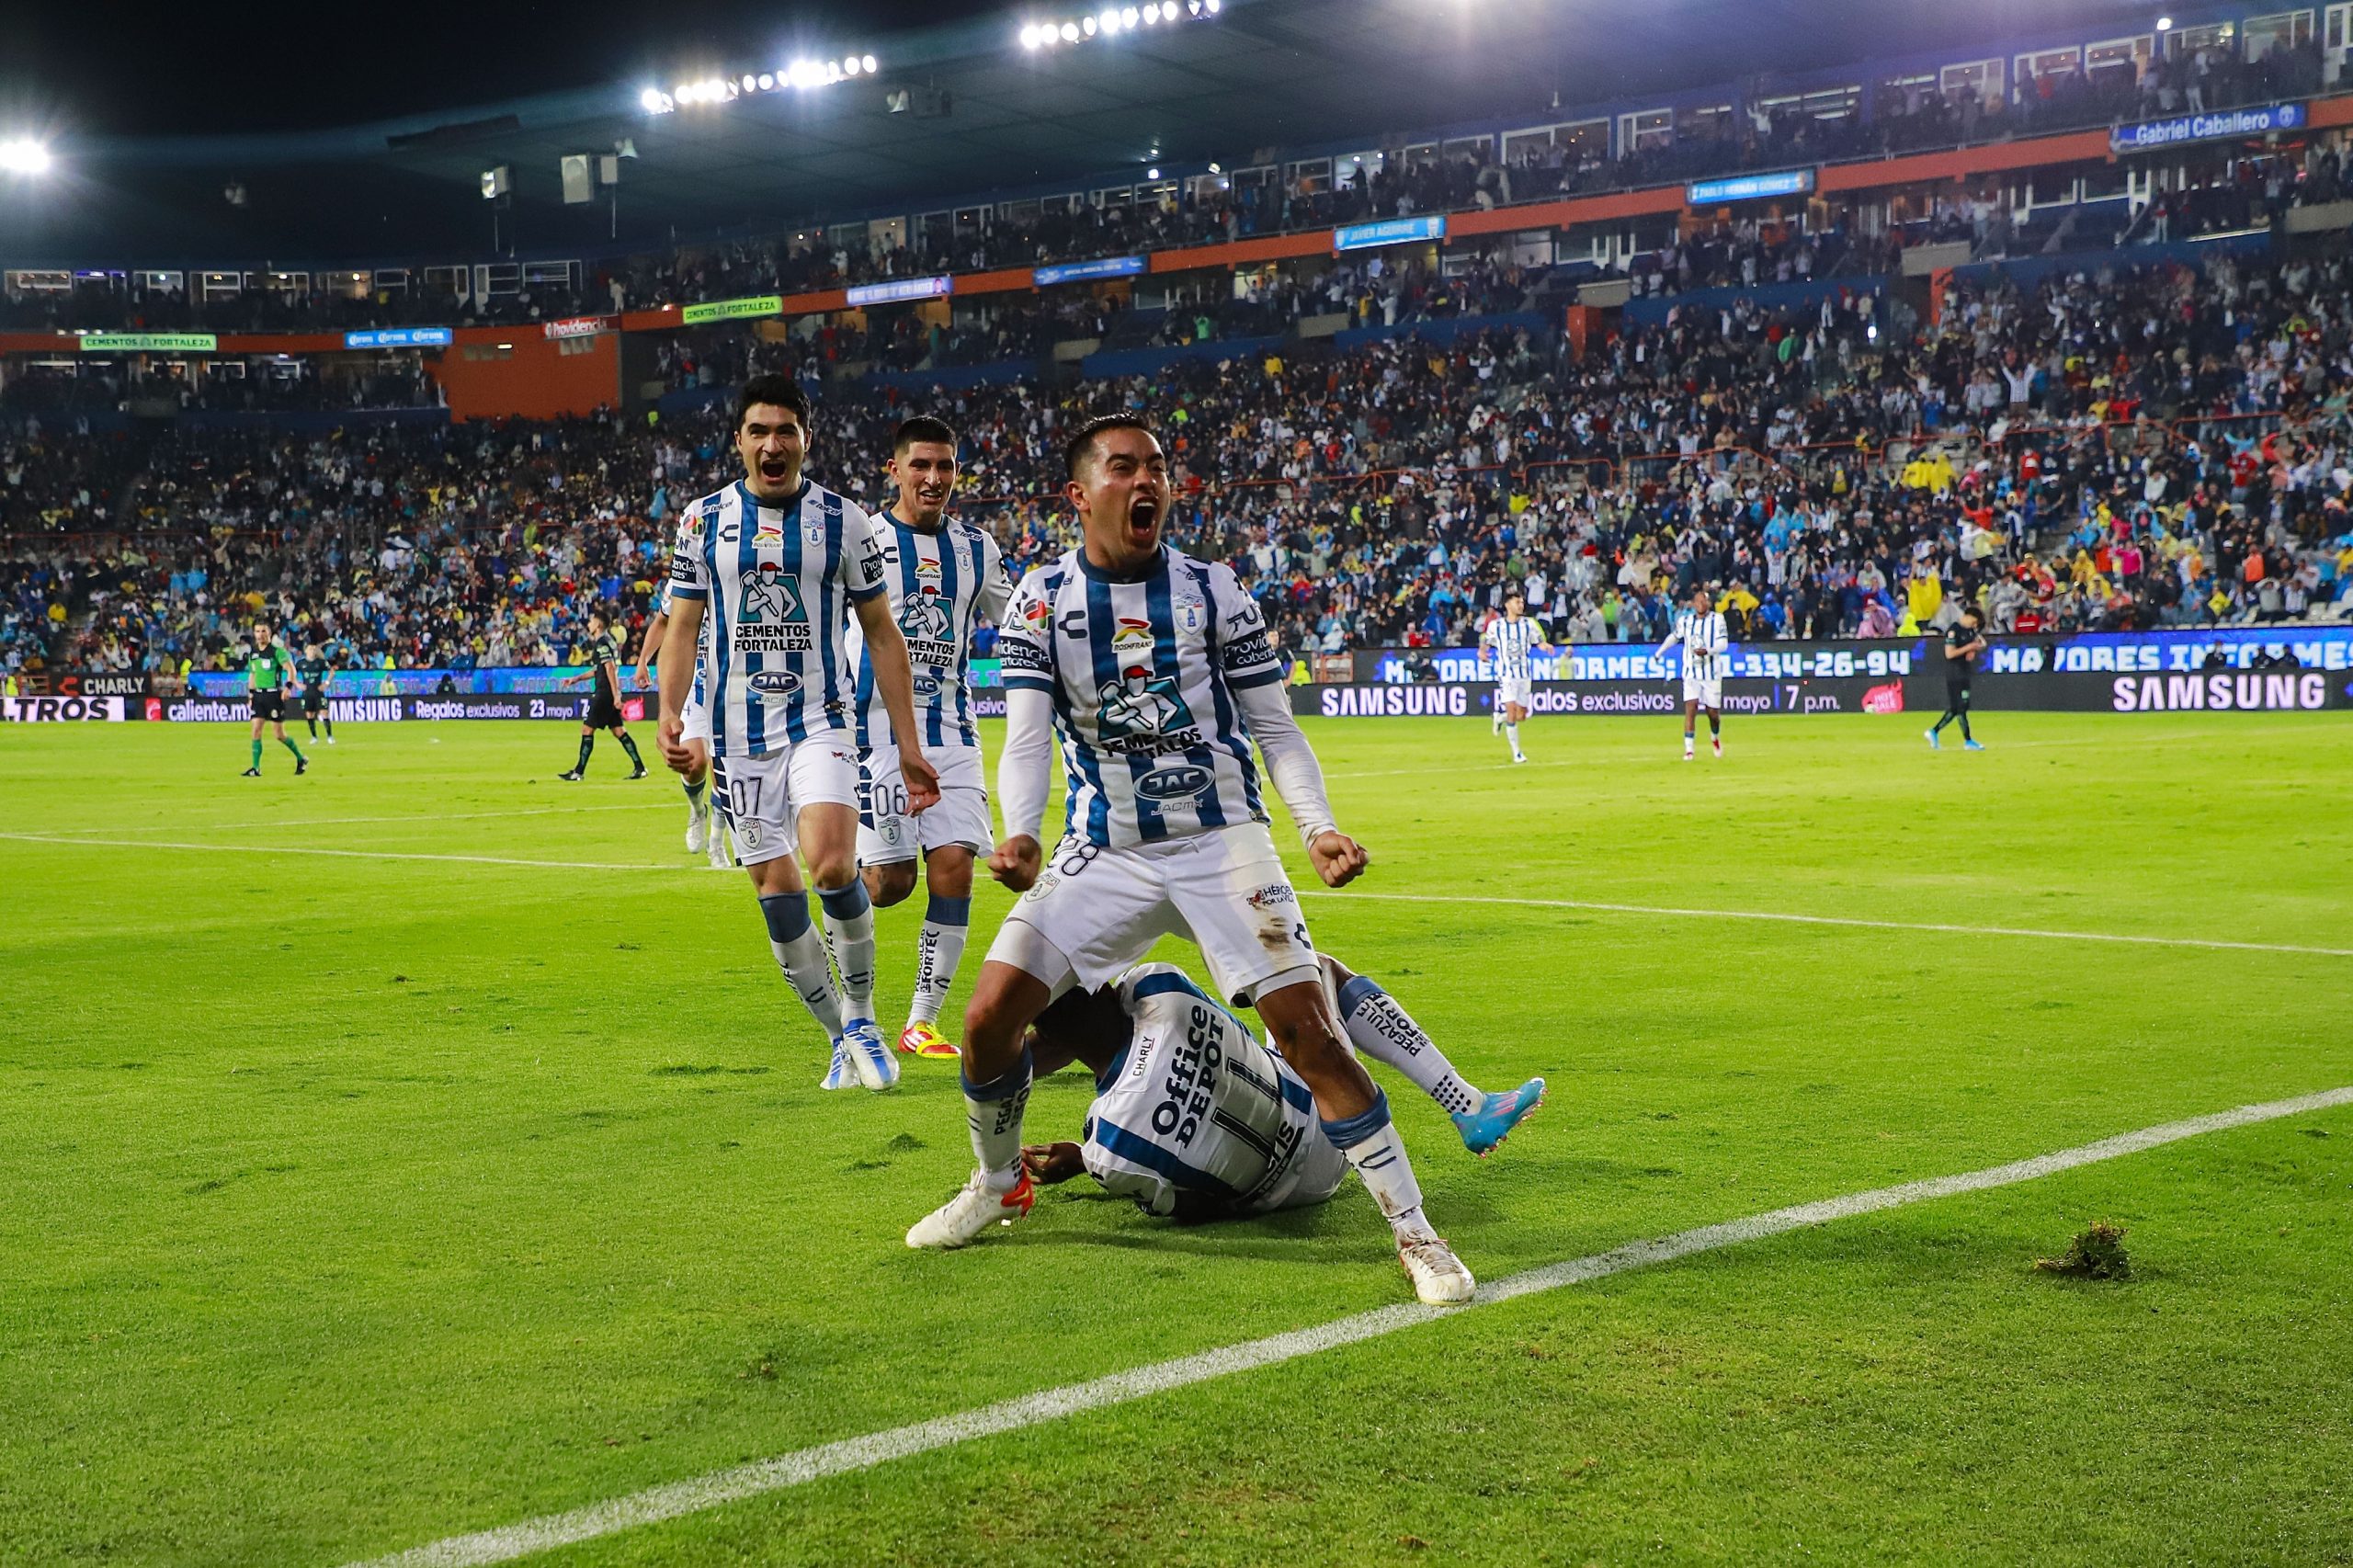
[[1124, 491, 1163, 546], [756, 452, 794, 486]]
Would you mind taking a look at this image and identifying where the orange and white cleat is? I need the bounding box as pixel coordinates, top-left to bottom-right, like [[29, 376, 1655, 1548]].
[[905, 1169, 1036, 1249], [898, 1019, 961, 1060]]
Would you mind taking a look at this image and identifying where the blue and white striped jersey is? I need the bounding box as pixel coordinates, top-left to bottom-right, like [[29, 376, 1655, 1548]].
[[847, 511, 1015, 752], [1480, 614, 1546, 681], [1081, 964, 1319, 1219], [666, 479, 888, 756], [1662, 609, 1730, 681], [996, 544, 1281, 850]]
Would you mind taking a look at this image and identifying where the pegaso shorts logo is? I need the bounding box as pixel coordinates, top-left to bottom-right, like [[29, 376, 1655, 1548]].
[[1245, 883, 1297, 911], [748, 671, 802, 696], [1133, 764, 1212, 801]]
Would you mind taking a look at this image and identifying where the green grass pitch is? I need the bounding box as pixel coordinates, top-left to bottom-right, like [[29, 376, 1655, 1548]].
[[3, 711, 2350, 1566]]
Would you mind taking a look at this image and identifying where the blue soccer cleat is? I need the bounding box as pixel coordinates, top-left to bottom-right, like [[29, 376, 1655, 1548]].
[[1924, 728, 1940, 750], [1962, 739, 1985, 751], [819, 1035, 854, 1091], [842, 1018, 899, 1092], [1452, 1076, 1546, 1157]]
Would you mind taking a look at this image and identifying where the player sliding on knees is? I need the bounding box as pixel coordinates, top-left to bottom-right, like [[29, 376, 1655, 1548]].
[[1657, 585, 1729, 761], [1479, 589, 1552, 764], [845, 415, 1016, 1064], [635, 581, 729, 866], [906, 415, 1478, 1306], [1016, 957, 1546, 1222], [557, 611, 647, 780], [657, 375, 940, 1092]]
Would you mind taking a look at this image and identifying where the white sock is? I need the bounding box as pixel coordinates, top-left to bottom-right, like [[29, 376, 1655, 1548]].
[[1505, 722, 1521, 756], [909, 894, 972, 1027], [758, 893, 843, 1038], [817, 881, 877, 1022], [1324, 1090, 1437, 1242], [1335, 973, 1480, 1116], [963, 1047, 1033, 1190], [1491, 710, 1502, 733]]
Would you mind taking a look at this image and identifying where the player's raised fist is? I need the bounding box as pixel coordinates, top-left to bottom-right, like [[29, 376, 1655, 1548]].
[[1308, 830, 1369, 888], [988, 835, 1042, 892], [901, 748, 942, 814], [657, 714, 694, 774]]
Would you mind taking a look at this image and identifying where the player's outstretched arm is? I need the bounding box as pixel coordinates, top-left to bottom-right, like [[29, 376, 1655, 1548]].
[[851, 595, 938, 812], [655, 597, 704, 772], [988, 686, 1054, 892], [1231, 681, 1367, 888]]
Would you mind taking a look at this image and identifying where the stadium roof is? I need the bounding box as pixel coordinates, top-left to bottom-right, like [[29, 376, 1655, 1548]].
[[5, 0, 2165, 265]]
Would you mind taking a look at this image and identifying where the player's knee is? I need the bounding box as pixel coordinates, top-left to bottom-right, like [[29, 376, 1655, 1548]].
[[961, 981, 1035, 1069], [867, 862, 917, 907], [806, 848, 859, 891]]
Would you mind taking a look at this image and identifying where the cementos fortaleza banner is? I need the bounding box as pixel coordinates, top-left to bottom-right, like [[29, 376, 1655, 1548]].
[[1297, 670, 2353, 718], [1365, 627, 2353, 685]]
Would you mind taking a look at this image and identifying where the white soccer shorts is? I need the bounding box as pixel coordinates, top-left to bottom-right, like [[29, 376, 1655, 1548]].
[[989, 820, 1319, 1006], [1683, 677, 1723, 709], [680, 691, 711, 744], [1498, 675, 1534, 710], [858, 742, 991, 865], [720, 730, 860, 867]]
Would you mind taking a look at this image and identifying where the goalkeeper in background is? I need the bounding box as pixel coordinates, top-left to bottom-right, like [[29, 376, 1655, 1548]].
[[240, 623, 308, 778]]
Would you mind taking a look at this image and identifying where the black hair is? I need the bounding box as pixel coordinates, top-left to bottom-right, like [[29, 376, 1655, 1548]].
[[1063, 414, 1156, 480], [892, 415, 959, 453], [735, 374, 811, 432]]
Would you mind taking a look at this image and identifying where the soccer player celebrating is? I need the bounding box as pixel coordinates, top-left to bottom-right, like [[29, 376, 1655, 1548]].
[[1927, 603, 1988, 750], [906, 415, 1475, 1306], [295, 642, 335, 745], [656, 375, 938, 1091], [558, 611, 646, 780], [634, 583, 723, 860], [239, 623, 307, 777], [1017, 956, 1545, 1220], [847, 415, 1015, 1062], [1478, 589, 1552, 764], [1657, 586, 1729, 761]]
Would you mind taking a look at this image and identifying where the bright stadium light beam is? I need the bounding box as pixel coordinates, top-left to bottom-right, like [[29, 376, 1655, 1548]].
[[0, 140, 50, 176]]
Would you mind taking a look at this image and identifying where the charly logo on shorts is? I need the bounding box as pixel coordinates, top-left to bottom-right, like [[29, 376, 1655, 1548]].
[[748, 671, 802, 696], [1133, 764, 1212, 801]]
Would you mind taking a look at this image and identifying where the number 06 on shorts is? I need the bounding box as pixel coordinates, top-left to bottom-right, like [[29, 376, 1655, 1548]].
[[988, 820, 1319, 1005]]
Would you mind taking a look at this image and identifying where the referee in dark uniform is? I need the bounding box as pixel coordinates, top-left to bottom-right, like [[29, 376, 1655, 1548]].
[[558, 611, 647, 779], [1927, 604, 1987, 751]]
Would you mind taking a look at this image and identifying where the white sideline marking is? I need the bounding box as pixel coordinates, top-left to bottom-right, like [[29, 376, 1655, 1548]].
[[0, 833, 675, 874], [33, 803, 673, 835], [347, 1083, 2353, 1568], [5, 832, 2338, 957], [1314, 890, 2353, 959]]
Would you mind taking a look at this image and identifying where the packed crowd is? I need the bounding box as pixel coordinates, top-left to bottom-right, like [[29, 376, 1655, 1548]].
[[8, 244, 2353, 684]]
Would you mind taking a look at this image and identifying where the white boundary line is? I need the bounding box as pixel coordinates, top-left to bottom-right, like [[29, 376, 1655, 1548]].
[[0, 832, 677, 874], [347, 1083, 2353, 1568], [28, 803, 675, 836], [1310, 889, 2353, 959], [5, 832, 2340, 956]]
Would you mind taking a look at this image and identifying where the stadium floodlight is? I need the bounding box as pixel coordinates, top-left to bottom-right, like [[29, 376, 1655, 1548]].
[[757, 73, 775, 89], [862, 54, 877, 72], [0, 139, 52, 176], [1147, 165, 1161, 177], [1121, 6, 1140, 24], [1020, 24, 1040, 45], [1205, 0, 1219, 12], [1061, 20, 1080, 40], [1144, 3, 1161, 21], [842, 56, 861, 75], [2156, 14, 2173, 28], [1083, 16, 1098, 33]]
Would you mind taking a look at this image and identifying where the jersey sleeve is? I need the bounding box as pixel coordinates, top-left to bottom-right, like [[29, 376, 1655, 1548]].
[[1207, 562, 1280, 690], [975, 531, 1016, 628], [1082, 1133, 1179, 1218], [667, 505, 710, 601], [996, 567, 1056, 695], [841, 500, 888, 603]]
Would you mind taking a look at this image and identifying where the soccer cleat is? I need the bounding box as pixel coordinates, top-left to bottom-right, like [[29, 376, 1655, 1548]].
[[628, 766, 648, 779], [906, 1169, 1036, 1249], [558, 768, 585, 781], [899, 1019, 961, 1060], [843, 1018, 898, 1091], [1963, 739, 1985, 751], [819, 1036, 854, 1091], [685, 806, 709, 854], [240, 767, 261, 778], [1925, 728, 1940, 750], [1511, 752, 1529, 764], [325, 736, 336, 744], [1398, 1234, 1475, 1304], [706, 831, 733, 871], [294, 756, 308, 776], [1452, 1076, 1547, 1158], [1711, 739, 1722, 758]]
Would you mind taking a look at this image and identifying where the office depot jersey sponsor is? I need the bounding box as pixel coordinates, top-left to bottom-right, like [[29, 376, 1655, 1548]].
[[667, 480, 887, 756], [995, 546, 1280, 850]]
